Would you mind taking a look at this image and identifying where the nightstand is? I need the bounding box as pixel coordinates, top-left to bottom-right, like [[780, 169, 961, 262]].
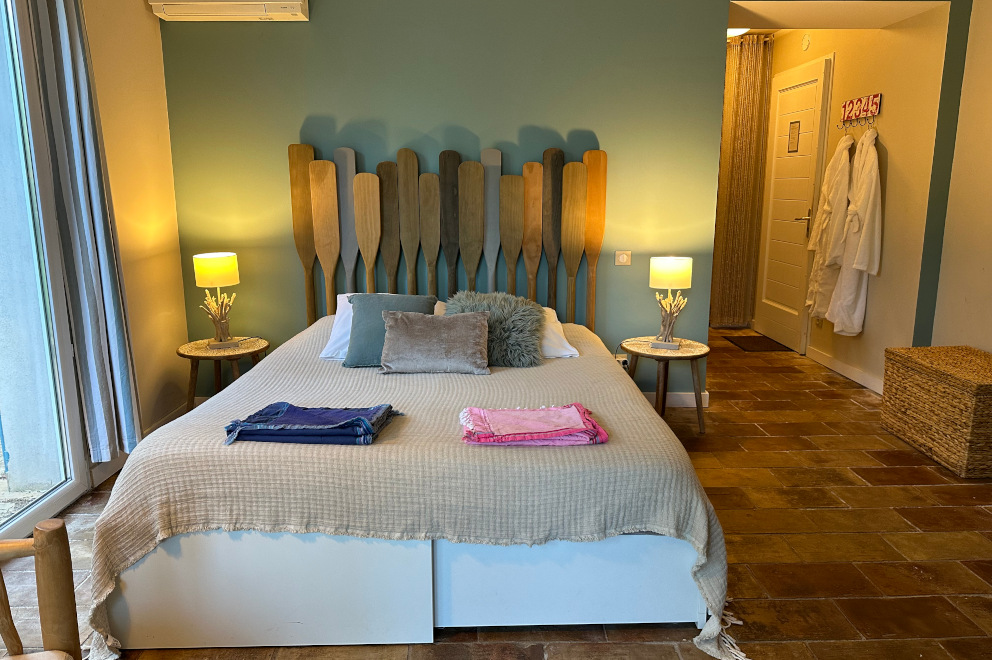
[[177, 337, 269, 412], [620, 336, 710, 433]]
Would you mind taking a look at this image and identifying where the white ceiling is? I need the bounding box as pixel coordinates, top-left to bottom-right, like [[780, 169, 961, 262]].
[[729, 1, 948, 29]]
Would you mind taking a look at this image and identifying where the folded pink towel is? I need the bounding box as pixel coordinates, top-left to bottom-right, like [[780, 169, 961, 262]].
[[459, 403, 608, 446]]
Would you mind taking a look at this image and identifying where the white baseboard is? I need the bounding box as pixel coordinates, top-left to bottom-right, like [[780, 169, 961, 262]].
[[805, 346, 883, 393], [643, 391, 710, 408], [89, 452, 127, 489], [143, 401, 187, 436]]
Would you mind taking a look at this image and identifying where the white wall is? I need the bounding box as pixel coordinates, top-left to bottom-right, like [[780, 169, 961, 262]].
[[81, 0, 189, 434], [932, 1, 992, 350], [769, 7, 949, 391]]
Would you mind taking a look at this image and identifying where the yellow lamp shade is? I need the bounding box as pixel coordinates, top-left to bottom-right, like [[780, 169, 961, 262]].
[[650, 256, 692, 290], [193, 252, 240, 288]]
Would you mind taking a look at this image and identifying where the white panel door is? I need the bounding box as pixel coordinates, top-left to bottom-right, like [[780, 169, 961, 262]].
[[753, 57, 832, 352]]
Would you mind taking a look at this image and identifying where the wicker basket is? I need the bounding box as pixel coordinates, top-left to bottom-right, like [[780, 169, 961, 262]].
[[882, 346, 992, 478]]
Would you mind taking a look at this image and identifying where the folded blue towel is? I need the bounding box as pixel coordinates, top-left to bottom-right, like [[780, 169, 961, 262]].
[[225, 402, 398, 445]]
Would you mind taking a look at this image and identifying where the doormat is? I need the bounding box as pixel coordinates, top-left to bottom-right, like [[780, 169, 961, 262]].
[[723, 335, 792, 352]]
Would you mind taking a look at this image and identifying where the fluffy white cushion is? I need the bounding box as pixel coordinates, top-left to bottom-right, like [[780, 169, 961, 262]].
[[323, 299, 578, 360]]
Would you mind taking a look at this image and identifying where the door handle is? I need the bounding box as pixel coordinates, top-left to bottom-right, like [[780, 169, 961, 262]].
[[796, 208, 812, 239]]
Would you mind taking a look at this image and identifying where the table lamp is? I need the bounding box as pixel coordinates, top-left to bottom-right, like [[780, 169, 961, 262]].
[[649, 256, 692, 350], [194, 252, 240, 349]]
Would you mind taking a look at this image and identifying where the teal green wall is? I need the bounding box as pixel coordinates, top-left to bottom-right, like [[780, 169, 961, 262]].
[[160, 0, 729, 395]]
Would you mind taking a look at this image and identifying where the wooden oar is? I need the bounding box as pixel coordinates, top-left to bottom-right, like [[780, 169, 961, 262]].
[[439, 150, 461, 297], [481, 148, 502, 292], [583, 150, 607, 331], [543, 148, 564, 310], [309, 160, 340, 315], [288, 144, 317, 325], [397, 148, 420, 294], [353, 173, 381, 293], [419, 173, 441, 297], [499, 175, 524, 296], [521, 162, 543, 302], [377, 161, 401, 293], [458, 161, 484, 292], [334, 147, 359, 292], [562, 162, 588, 323]]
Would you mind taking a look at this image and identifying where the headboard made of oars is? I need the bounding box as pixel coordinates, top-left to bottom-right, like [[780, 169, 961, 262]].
[[288, 145, 607, 330]]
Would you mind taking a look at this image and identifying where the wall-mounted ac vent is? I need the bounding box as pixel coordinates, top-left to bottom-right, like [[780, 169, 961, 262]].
[[149, 0, 309, 21]]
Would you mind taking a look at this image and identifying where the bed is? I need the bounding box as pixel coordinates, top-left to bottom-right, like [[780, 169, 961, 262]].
[[88, 146, 731, 659]]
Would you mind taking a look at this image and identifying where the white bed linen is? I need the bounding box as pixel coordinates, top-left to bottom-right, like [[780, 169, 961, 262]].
[[89, 317, 728, 658]]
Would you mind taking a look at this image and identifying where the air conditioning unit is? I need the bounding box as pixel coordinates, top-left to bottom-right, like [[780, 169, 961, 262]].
[[149, 0, 309, 21]]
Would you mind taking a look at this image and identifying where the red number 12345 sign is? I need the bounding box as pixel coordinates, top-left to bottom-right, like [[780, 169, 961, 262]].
[[841, 93, 882, 121]]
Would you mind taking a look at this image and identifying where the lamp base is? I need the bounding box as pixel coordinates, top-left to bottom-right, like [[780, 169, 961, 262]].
[[650, 340, 681, 350], [207, 339, 241, 350]]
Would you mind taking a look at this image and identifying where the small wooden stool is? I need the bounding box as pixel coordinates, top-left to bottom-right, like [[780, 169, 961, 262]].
[[177, 337, 269, 412], [620, 336, 710, 433]]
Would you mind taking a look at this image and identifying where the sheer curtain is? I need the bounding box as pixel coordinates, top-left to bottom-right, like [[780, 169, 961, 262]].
[[710, 34, 774, 328], [25, 0, 140, 462]]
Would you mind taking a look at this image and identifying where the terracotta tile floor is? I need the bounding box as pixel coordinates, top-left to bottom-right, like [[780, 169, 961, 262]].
[[6, 328, 992, 659]]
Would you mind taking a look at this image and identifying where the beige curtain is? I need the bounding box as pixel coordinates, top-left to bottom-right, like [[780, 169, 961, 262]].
[[710, 34, 774, 328]]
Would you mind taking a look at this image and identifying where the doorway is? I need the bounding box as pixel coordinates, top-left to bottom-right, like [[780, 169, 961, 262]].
[[710, 1, 952, 390]]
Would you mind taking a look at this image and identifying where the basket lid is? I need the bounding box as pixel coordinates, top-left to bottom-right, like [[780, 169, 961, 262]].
[[886, 345, 992, 393]]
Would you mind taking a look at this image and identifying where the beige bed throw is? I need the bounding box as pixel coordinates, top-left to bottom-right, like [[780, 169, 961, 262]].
[[89, 318, 729, 658]]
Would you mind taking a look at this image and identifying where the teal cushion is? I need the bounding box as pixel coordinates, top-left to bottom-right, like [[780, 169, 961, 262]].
[[343, 294, 438, 367]]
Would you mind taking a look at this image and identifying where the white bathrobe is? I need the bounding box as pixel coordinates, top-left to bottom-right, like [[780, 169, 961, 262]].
[[826, 128, 882, 336], [806, 135, 854, 318]]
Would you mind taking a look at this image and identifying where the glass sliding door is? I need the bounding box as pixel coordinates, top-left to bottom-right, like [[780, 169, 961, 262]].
[[0, 0, 87, 539]]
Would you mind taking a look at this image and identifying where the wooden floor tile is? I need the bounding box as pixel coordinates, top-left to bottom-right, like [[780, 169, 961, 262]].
[[963, 560, 992, 586], [794, 450, 882, 468], [806, 639, 953, 659], [703, 487, 755, 510], [784, 533, 904, 562], [602, 623, 696, 643], [922, 485, 992, 506], [747, 562, 880, 598], [852, 466, 952, 486], [831, 485, 933, 508], [949, 596, 992, 635], [883, 532, 992, 561], [725, 534, 802, 563], [712, 451, 804, 467], [273, 648, 406, 659], [717, 509, 817, 534], [803, 508, 916, 533], [737, 437, 819, 451], [834, 596, 985, 639], [805, 435, 895, 451], [759, 422, 837, 437], [940, 637, 992, 659], [727, 564, 767, 599], [896, 506, 992, 532], [544, 642, 678, 659], [857, 561, 992, 596], [738, 642, 815, 659], [729, 599, 860, 641], [769, 468, 866, 488], [694, 468, 782, 488], [743, 487, 846, 509], [411, 643, 543, 660], [866, 449, 938, 467]]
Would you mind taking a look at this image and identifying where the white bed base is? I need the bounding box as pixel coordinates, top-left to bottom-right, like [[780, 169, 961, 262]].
[[106, 530, 707, 649]]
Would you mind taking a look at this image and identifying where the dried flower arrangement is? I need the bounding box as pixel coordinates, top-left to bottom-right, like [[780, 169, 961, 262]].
[[201, 288, 236, 344]]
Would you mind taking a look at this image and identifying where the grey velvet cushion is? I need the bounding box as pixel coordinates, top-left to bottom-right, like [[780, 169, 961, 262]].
[[444, 291, 544, 367], [380, 311, 490, 375], [344, 294, 438, 367]]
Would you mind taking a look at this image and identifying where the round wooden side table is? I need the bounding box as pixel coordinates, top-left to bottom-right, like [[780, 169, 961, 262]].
[[620, 336, 710, 433], [177, 337, 269, 412]]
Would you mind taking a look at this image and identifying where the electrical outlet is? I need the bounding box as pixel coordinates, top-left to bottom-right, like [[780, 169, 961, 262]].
[[615, 250, 631, 266]]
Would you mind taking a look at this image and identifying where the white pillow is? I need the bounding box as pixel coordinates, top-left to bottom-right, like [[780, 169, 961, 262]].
[[321, 295, 449, 361], [541, 307, 579, 358], [319, 294, 354, 360]]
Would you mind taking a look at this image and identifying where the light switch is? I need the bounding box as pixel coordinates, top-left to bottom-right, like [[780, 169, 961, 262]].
[[615, 250, 631, 266]]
